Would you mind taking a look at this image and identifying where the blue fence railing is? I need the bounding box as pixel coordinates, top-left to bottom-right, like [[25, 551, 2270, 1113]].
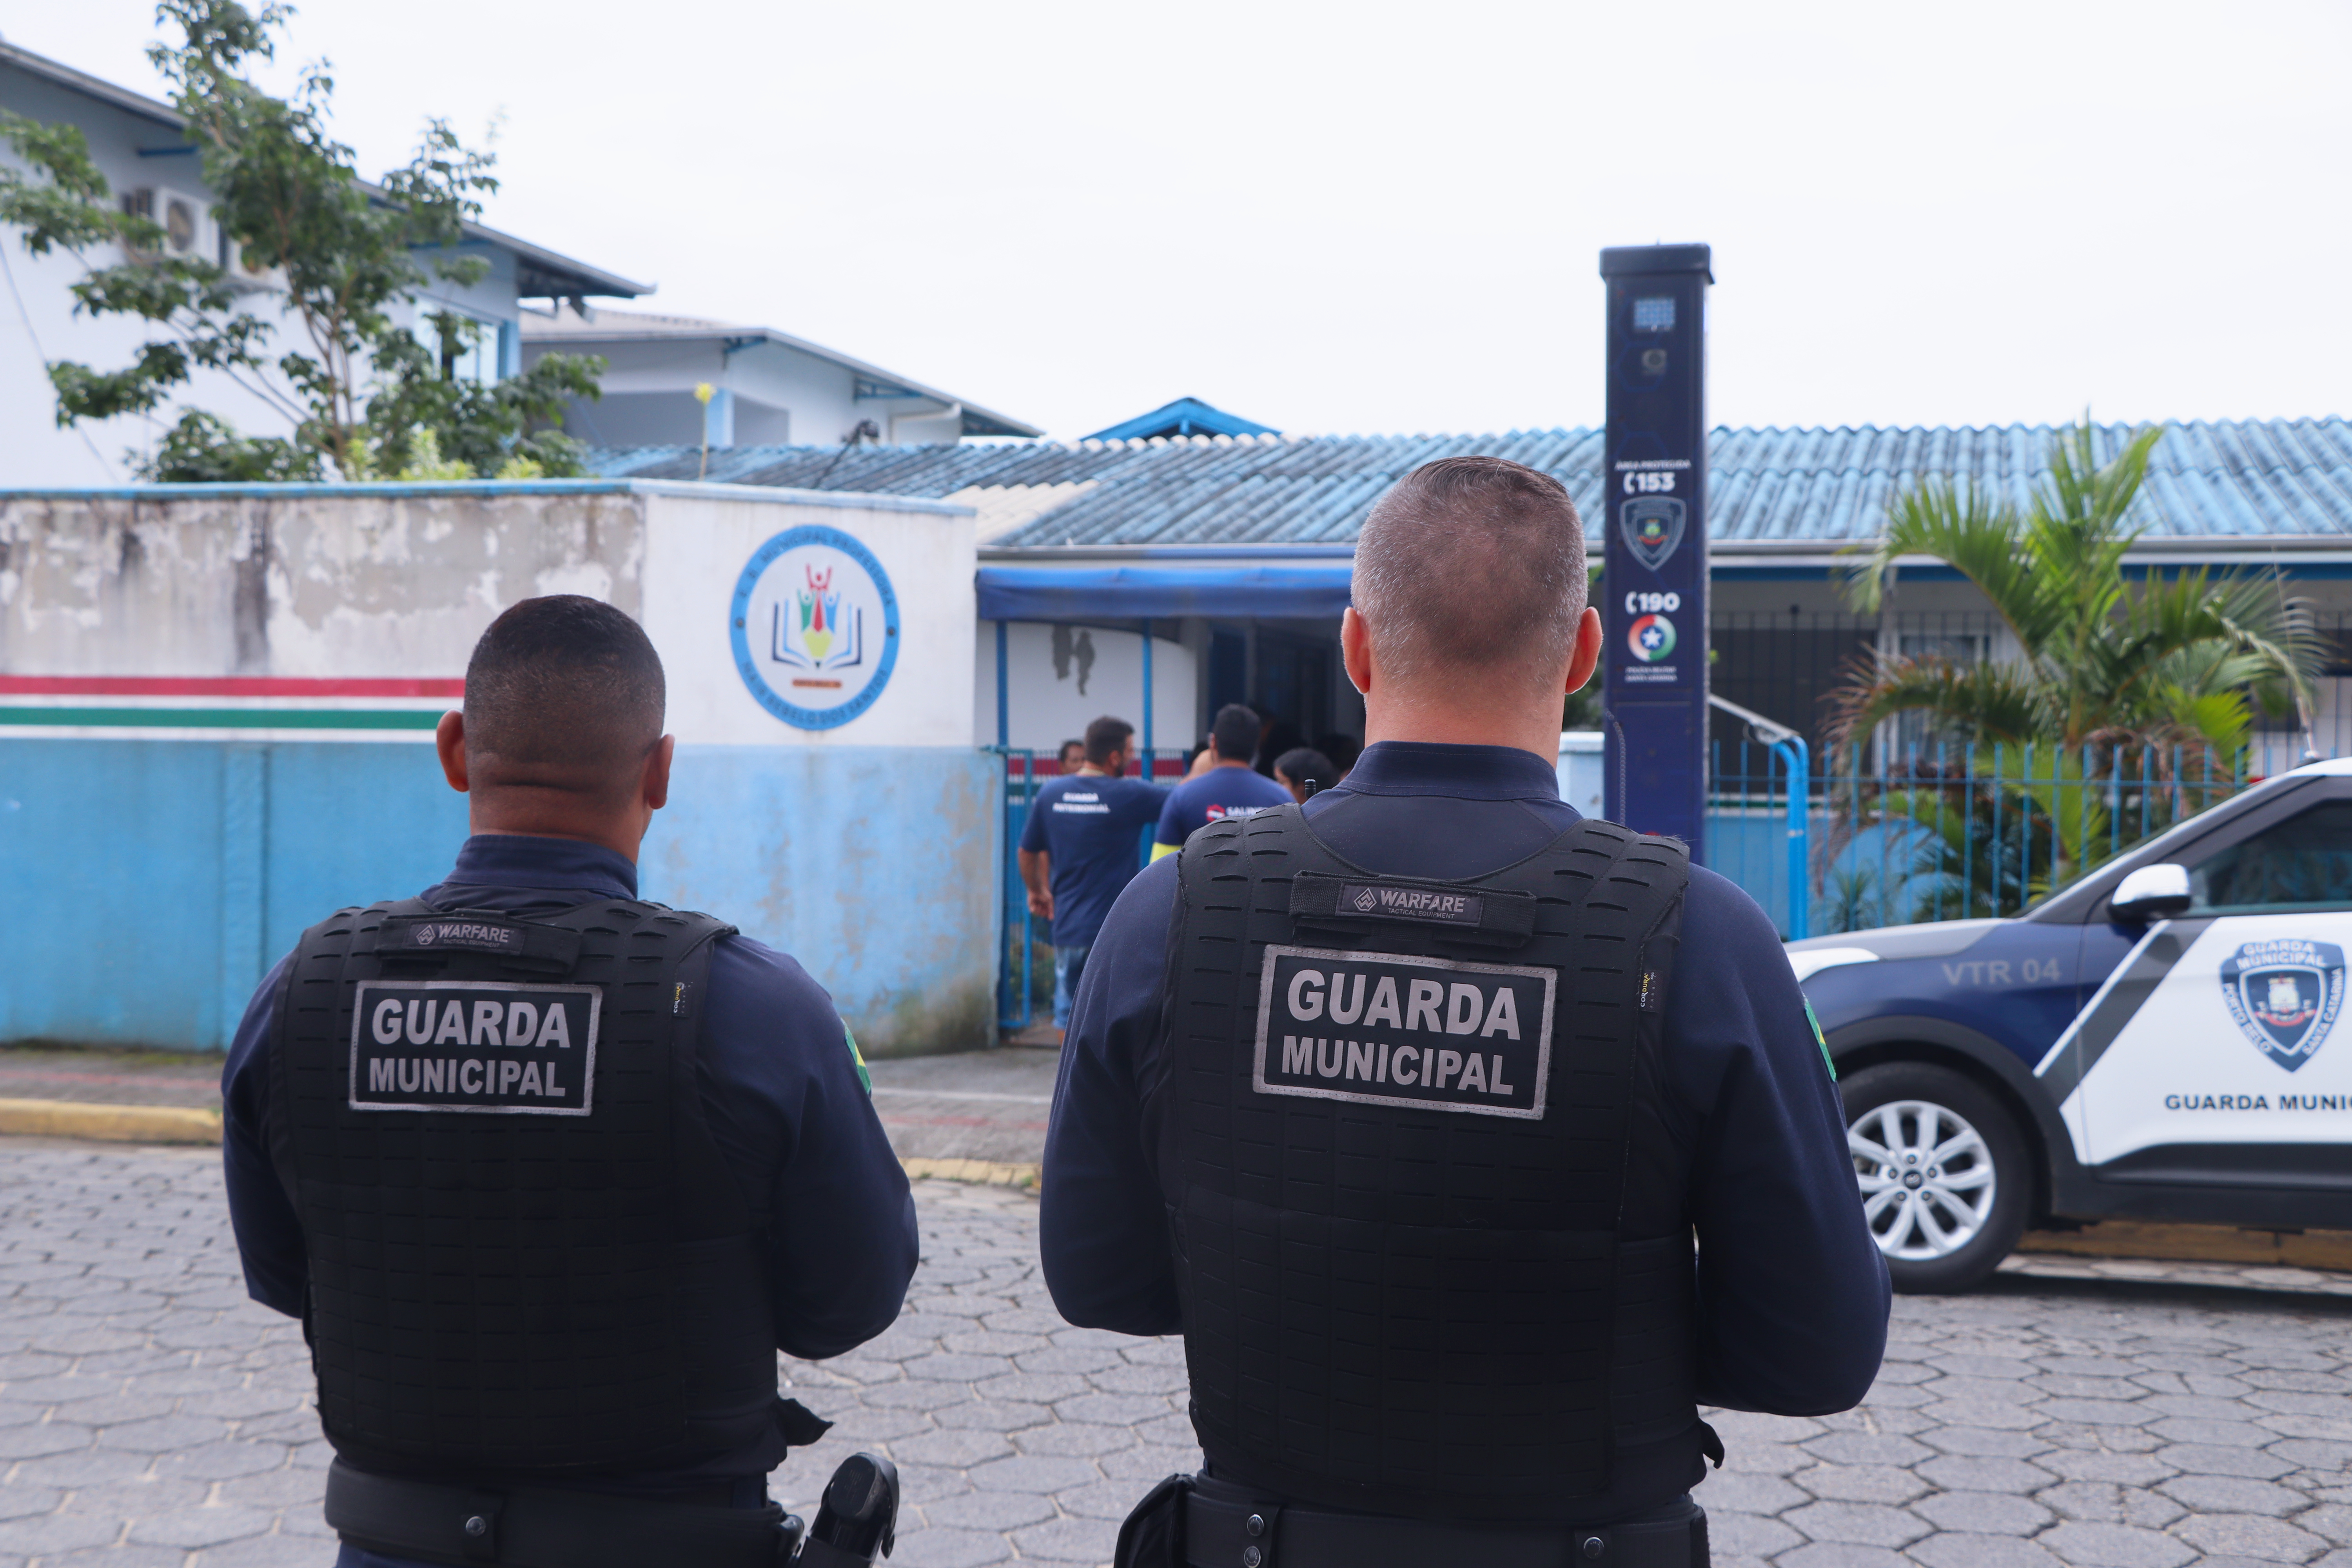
[[997, 741, 2261, 1028], [1714, 739, 2252, 938]]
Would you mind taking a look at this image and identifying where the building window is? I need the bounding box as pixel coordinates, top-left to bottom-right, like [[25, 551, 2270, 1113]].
[[414, 303, 502, 385]]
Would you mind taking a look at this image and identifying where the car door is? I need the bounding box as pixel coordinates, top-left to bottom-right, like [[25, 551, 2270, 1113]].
[[2061, 783, 2352, 1189]]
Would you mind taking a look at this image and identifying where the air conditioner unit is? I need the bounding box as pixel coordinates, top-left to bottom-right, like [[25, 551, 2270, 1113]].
[[118, 187, 213, 263]]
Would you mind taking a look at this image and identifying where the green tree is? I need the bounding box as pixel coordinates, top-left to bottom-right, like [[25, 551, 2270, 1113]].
[[0, 0, 601, 479], [1824, 418, 2323, 908], [1834, 419, 2321, 754]]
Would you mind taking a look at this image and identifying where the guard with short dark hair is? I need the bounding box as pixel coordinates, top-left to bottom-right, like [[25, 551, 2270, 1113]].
[[221, 595, 918, 1568], [1042, 458, 1890, 1568]]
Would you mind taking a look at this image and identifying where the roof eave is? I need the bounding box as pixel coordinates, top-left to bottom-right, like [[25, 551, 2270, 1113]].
[[0, 41, 186, 131], [523, 322, 1042, 437]]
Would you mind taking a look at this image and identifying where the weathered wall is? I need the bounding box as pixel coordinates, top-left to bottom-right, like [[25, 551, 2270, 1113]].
[[0, 487, 648, 679], [0, 481, 997, 1053]]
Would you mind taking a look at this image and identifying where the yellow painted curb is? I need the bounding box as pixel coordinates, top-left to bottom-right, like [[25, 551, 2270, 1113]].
[[902, 1156, 1040, 1192], [0, 1098, 223, 1145]]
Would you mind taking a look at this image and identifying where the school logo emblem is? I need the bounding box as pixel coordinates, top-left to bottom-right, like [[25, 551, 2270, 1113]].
[[1628, 613, 1676, 664], [2220, 938, 2345, 1072], [731, 526, 900, 730], [1620, 497, 1686, 571]]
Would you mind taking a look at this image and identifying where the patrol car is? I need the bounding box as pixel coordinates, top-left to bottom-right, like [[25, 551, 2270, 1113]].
[[1791, 756, 2352, 1291]]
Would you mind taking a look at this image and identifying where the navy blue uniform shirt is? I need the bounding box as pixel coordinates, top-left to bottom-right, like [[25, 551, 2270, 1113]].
[[1018, 773, 1167, 947], [222, 834, 919, 1509], [1152, 763, 1292, 851], [1041, 742, 1890, 1515]]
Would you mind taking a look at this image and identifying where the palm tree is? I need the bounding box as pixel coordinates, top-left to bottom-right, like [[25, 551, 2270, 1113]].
[[1823, 419, 2325, 908], [1834, 419, 2321, 754]]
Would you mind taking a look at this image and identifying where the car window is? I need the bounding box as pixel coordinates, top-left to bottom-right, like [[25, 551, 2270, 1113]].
[[2189, 799, 2352, 915]]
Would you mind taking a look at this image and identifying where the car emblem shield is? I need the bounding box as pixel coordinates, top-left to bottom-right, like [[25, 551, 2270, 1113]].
[[2219, 938, 2345, 1071], [1619, 497, 1686, 572]]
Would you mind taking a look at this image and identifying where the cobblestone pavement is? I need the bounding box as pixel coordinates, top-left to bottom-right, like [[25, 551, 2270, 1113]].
[[5, 1141, 2351, 1568], [866, 1049, 1057, 1167]]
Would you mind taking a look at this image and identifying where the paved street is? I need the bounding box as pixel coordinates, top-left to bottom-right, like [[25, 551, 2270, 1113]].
[[4, 1140, 2351, 1568]]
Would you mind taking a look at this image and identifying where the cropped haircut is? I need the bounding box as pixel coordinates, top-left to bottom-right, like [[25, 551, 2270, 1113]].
[[1083, 715, 1135, 766], [1351, 456, 1587, 698], [1210, 704, 1260, 764], [462, 596, 665, 797]]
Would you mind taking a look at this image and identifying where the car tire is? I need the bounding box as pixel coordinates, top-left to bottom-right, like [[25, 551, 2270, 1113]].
[[1841, 1062, 2031, 1294]]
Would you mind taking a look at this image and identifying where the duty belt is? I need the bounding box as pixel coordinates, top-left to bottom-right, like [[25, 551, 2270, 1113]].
[[324, 1461, 795, 1568], [1182, 1481, 1708, 1568]]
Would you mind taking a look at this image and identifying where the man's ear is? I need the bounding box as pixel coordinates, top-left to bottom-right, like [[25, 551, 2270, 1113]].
[[1563, 606, 1604, 695], [643, 735, 675, 811], [1341, 606, 1373, 695], [436, 711, 470, 793]]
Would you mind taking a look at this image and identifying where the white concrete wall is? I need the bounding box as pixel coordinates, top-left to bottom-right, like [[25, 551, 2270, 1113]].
[[971, 620, 1197, 755], [643, 487, 976, 748], [0, 482, 979, 748]]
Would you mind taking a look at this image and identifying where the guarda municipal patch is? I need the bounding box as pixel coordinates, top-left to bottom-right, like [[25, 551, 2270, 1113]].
[[349, 981, 600, 1116], [1252, 944, 1555, 1120]]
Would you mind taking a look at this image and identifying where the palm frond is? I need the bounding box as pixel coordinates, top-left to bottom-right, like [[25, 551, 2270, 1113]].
[[1825, 654, 2048, 749]]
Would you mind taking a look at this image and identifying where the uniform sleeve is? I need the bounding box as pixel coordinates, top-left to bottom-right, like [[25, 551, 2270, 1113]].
[[1665, 868, 1891, 1414], [1154, 789, 1189, 848], [697, 938, 918, 1361], [1041, 857, 1183, 1335], [1019, 788, 1052, 853], [220, 953, 307, 1319]]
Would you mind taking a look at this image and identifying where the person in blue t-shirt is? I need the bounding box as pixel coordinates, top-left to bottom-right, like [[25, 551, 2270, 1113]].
[[1017, 715, 1169, 1030], [1151, 704, 1292, 862]]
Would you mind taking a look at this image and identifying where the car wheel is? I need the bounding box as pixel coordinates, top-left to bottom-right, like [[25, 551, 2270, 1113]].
[[1841, 1062, 2031, 1294]]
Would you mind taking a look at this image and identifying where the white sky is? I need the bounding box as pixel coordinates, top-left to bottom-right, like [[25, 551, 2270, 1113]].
[[10, 0, 2351, 442]]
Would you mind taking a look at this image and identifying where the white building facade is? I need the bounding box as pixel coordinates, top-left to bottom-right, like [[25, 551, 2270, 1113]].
[[0, 41, 646, 484], [521, 305, 1042, 452]]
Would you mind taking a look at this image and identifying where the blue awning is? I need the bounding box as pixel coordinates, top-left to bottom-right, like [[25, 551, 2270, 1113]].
[[975, 564, 1352, 621]]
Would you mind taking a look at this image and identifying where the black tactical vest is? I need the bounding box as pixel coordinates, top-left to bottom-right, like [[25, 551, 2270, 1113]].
[[1159, 808, 1699, 1522], [267, 896, 785, 1478]]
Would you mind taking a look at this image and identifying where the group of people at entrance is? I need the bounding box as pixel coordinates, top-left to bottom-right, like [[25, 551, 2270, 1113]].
[[1017, 702, 1341, 1032], [221, 455, 1890, 1568]]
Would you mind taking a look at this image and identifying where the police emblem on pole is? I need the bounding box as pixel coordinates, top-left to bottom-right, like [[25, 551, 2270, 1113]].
[[1620, 497, 1686, 571], [2220, 938, 2345, 1071]]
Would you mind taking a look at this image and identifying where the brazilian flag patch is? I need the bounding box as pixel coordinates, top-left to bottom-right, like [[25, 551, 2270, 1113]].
[[845, 1024, 872, 1095], [1805, 997, 1836, 1081]]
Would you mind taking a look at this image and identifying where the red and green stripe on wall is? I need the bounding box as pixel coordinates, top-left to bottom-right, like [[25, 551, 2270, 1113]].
[[0, 677, 460, 740]]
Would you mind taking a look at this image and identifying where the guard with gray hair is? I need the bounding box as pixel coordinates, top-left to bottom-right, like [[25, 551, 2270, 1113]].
[[220, 595, 917, 1568], [1041, 457, 1889, 1567]]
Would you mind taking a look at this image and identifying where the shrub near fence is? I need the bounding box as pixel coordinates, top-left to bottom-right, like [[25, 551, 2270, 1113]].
[[1717, 740, 2253, 936]]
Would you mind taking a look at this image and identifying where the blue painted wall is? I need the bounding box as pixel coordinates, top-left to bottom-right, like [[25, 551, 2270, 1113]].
[[1, 740, 999, 1055]]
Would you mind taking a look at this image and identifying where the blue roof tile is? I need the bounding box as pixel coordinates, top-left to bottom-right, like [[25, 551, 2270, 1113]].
[[586, 418, 2352, 548]]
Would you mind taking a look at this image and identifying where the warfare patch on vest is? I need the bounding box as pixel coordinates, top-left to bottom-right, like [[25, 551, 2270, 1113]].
[[1252, 944, 1555, 1119], [349, 982, 600, 1115]]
